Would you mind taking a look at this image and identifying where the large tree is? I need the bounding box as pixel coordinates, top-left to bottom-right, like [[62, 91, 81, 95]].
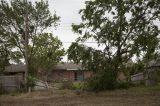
[[30, 33, 65, 79], [0, 0, 62, 76], [68, 0, 160, 84]]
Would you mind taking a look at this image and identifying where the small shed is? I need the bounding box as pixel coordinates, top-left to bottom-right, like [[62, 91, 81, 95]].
[[0, 64, 26, 93]]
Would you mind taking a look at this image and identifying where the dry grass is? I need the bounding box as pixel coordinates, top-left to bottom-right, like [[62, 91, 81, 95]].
[[0, 88, 160, 106]]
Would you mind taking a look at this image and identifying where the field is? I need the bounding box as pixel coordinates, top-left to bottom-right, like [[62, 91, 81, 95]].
[[0, 86, 160, 106]]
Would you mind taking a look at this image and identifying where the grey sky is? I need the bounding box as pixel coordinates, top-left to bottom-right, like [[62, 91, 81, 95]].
[[46, 0, 101, 61], [48, 0, 86, 49]]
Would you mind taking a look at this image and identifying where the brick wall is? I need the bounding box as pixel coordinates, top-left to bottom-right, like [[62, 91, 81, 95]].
[[51, 70, 75, 82], [50, 70, 92, 82], [84, 71, 92, 79]]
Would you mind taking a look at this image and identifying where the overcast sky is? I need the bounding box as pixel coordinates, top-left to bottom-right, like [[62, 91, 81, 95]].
[[48, 0, 85, 48], [46, 0, 100, 61]]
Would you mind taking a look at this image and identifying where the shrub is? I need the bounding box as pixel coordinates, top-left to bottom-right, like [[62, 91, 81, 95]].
[[26, 75, 36, 89], [116, 81, 130, 89], [61, 80, 74, 89], [72, 82, 84, 90], [83, 71, 117, 92]]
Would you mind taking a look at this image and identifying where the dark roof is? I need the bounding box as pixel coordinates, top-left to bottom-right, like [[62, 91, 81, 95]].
[[53, 63, 84, 70], [5, 63, 84, 73], [5, 64, 26, 73]]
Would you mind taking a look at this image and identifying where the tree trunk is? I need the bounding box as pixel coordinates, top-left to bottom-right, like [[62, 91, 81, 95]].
[[24, 0, 29, 89]]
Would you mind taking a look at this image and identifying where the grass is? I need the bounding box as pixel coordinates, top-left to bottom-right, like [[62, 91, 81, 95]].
[[49, 81, 83, 89], [49, 82, 63, 88], [128, 85, 160, 92], [0, 85, 160, 106], [73, 81, 83, 89], [115, 84, 160, 93]]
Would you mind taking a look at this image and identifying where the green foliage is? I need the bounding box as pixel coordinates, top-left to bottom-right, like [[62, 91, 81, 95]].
[[0, 0, 64, 76], [49, 82, 63, 88], [61, 80, 74, 90], [83, 76, 134, 92], [0, 45, 9, 73], [123, 61, 145, 81], [26, 75, 36, 88], [68, 43, 110, 73], [116, 81, 134, 89], [29, 33, 65, 76], [83, 71, 117, 92], [68, 0, 160, 91], [0, 40, 22, 73], [0, 0, 60, 64], [72, 82, 84, 90]]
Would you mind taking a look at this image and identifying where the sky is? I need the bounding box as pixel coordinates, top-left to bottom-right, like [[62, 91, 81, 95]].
[[46, 0, 100, 61], [48, 0, 86, 49]]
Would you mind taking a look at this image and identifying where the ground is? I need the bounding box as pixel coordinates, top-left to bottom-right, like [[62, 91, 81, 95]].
[[0, 85, 160, 106]]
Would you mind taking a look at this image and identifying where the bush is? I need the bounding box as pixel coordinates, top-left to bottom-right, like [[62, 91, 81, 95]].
[[26, 75, 36, 89], [61, 80, 74, 89], [116, 81, 131, 89], [83, 71, 117, 92], [72, 82, 84, 90]]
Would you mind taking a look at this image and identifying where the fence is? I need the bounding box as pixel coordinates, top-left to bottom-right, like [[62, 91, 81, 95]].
[[0, 75, 23, 93]]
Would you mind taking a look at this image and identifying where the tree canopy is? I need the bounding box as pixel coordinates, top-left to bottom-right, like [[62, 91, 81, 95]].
[[30, 33, 65, 77], [0, 0, 64, 75], [68, 0, 160, 82]]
